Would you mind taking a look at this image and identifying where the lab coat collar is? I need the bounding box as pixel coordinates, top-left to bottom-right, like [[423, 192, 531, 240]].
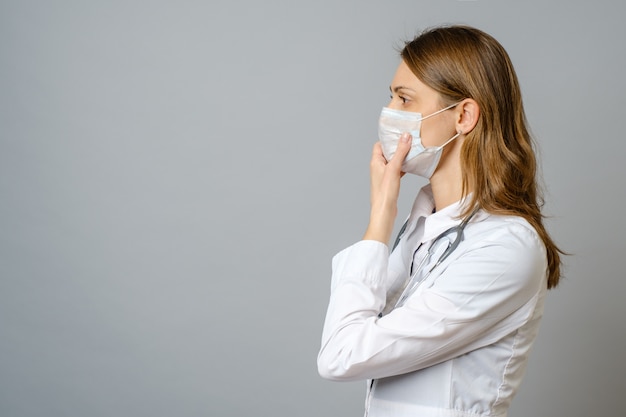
[[409, 185, 478, 243]]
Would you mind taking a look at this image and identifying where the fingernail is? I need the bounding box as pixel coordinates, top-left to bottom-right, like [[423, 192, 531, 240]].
[[401, 133, 411, 143]]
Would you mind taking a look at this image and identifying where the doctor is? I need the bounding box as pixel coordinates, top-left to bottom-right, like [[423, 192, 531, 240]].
[[318, 25, 563, 417]]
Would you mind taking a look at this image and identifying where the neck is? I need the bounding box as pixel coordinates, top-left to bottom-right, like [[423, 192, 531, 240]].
[[430, 176, 463, 211], [429, 141, 464, 211]]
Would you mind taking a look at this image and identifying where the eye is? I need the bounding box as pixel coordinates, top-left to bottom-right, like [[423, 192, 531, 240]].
[[389, 91, 412, 106], [399, 95, 409, 104], [389, 94, 409, 104]]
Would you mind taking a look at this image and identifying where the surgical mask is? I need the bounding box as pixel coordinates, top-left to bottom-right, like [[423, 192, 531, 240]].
[[378, 103, 461, 178]]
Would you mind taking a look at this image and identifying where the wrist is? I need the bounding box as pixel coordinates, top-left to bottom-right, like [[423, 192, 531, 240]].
[[363, 208, 397, 244]]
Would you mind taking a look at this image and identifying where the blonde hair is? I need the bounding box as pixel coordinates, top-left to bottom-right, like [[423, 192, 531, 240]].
[[402, 25, 562, 288]]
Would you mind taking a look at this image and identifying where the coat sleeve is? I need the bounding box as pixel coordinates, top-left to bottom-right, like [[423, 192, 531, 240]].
[[317, 222, 547, 381]]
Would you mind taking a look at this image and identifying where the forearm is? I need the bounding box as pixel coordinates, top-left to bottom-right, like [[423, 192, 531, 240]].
[[363, 205, 397, 245], [364, 137, 410, 244]]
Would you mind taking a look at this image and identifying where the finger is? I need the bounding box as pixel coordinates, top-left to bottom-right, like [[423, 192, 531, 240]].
[[387, 133, 412, 169], [372, 141, 384, 158], [370, 142, 387, 165], [372, 142, 385, 158]]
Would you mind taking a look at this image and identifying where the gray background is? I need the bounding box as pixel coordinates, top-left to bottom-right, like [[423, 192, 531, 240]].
[[1, 1, 624, 416]]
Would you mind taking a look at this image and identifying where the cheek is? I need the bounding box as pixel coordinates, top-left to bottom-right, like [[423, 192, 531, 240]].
[[420, 123, 457, 147]]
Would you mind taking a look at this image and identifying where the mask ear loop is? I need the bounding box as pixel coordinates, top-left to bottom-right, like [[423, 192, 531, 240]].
[[436, 130, 463, 149], [419, 101, 462, 123]]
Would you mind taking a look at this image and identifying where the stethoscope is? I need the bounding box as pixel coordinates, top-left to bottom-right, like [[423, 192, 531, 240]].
[[368, 207, 480, 409], [390, 207, 479, 308]]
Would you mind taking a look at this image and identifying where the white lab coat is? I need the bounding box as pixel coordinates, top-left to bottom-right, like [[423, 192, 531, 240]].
[[318, 186, 547, 417]]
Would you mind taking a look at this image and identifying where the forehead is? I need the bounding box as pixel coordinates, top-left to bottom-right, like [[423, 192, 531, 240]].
[[390, 60, 438, 99], [391, 60, 418, 85]]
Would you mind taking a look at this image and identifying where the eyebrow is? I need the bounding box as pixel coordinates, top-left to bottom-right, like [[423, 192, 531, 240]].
[[390, 85, 416, 94]]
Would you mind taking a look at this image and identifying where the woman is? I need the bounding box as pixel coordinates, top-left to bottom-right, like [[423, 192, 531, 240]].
[[317, 25, 562, 417]]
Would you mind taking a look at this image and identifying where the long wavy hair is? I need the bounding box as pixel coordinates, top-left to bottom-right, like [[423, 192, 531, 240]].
[[402, 25, 562, 288]]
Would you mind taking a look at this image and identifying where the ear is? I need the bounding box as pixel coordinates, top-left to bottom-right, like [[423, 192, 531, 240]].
[[454, 98, 480, 135]]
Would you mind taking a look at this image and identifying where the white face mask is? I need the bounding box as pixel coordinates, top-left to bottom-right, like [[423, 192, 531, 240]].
[[378, 103, 461, 178]]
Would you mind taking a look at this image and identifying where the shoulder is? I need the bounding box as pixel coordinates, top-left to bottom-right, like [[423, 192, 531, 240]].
[[467, 212, 544, 252], [421, 212, 548, 313], [452, 212, 548, 291]]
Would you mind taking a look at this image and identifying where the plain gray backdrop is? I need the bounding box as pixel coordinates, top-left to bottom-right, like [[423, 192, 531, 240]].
[[1, 1, 624, 416]]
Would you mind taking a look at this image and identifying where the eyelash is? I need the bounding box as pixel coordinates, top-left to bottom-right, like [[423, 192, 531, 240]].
[[390, 94, 409, 104]]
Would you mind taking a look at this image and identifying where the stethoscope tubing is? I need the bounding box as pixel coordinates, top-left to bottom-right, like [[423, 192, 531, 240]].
[[391, 207, 479, 308]]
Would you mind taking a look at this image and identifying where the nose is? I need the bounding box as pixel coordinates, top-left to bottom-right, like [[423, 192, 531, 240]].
[[387, 97, 401, 110]]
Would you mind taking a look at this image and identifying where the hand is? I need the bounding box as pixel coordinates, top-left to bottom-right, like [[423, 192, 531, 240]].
[[363, 133, 412, 244]]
